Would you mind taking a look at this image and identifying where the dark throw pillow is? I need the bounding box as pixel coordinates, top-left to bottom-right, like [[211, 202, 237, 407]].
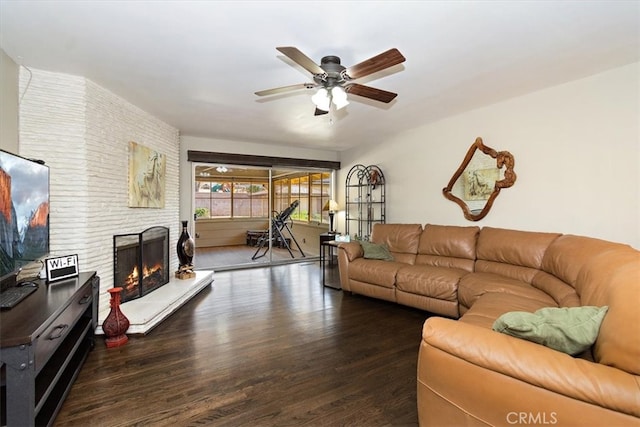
[[492, 306, 608, 355], [360, 241, 394, 261]]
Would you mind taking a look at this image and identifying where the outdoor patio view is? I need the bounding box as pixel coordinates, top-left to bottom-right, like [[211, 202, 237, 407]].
[[195, 171, 331, 225]]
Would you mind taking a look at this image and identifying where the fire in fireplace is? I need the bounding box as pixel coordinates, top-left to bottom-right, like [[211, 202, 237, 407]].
[[113, 226, 169, 303]]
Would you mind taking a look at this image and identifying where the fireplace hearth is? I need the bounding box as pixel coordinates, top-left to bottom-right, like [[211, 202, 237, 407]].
[[113, 226, 169, 303]]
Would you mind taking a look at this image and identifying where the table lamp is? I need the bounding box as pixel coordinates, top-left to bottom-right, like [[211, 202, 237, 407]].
[[323, 199, 340, 234]]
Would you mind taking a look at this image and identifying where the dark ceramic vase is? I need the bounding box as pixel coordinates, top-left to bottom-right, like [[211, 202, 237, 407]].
[[177, 220, 195, 267], [103, 287, 129, 348]]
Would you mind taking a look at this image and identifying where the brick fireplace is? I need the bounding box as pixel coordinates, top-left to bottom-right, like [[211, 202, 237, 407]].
[[113, 226, 170, 303]]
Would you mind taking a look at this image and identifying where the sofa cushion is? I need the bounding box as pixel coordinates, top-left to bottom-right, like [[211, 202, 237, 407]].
[[415, 224, 479, 272], [370, 223, 422, 264], [349, 279, 396, 302], [415, 254, 475, 273], [459, 291, 556, 330], [475, 227, 562, 283], [532, 235, 628, 307], [458, 271, 557, 310], [360, 241, 394, 261], [541, 234, 629, 287], [396, 265, 464, 302], [492, 306, 608, 355], [531, 271, 581, 307], [396, 290, 460, 318], [347, 258, 403, 288]]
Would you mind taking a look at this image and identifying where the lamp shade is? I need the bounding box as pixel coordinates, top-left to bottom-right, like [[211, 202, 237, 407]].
[[332, 86, 349, 110], [323, 199, 339, 212], [312, 88, 331, 112]]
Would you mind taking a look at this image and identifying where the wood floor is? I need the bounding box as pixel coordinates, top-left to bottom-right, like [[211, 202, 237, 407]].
[[54, 262, 430, 427]]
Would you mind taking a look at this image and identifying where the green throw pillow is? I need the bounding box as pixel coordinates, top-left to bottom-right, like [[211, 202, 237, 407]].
[[360, 241, 394, 261], [492, 306, 608, 355]]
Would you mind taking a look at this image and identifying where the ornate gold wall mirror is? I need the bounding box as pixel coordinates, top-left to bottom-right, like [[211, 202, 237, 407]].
[[443, 137, 516, 221]]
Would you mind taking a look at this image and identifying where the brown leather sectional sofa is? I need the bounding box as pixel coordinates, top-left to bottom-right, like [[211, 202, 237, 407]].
[[337, 224, 640, 426]]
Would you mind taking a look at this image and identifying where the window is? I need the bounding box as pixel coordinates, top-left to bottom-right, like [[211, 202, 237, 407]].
[[290, 175, 309, 221], [195, 166, 332, 223], [310, 173, 330, 222], [233, 181, 269, 217], [274, 177, 290, 215], [195, 178, 269, 219], [274, 172, 331, 224]]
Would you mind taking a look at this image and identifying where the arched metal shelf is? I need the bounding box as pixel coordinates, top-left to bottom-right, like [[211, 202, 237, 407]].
[[345, 164, 386, 240]]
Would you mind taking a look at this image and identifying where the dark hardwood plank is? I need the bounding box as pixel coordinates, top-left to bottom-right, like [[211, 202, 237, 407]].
[[54, 262, 428, 426]]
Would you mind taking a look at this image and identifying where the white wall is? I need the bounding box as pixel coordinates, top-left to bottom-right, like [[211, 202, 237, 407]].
[[19, 68, 180, 320], [178, 135, 339, 229], [338, 63, 640, 249], [0, 49, 18, 152]]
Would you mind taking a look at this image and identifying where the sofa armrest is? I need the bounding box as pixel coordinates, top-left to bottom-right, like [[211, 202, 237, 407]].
[[337, 242, 363, 292], [337, 241, 363, 261], [419, 317, 640, 419]]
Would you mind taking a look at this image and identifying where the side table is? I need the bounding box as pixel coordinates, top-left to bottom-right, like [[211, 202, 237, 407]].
[[319, 233, 341, 289]]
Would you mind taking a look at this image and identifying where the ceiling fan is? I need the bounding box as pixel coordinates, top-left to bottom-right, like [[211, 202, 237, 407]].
[[255, 47, 406, 116]]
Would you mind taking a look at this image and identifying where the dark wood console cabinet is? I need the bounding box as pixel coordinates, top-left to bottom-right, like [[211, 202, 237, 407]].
[[1, 271, 99, 426]]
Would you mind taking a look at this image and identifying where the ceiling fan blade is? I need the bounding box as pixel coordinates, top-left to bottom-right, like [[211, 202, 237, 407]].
[[255, 83, 316, 97], [345, 48, 406, 80], [345, 83, 398, 103], [276, 46, 324, 75], [314, 108, 329, 116]]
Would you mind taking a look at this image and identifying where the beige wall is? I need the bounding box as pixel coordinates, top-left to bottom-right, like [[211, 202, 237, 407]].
[[338, 62, 640, 249], [0, 49, 18, 152]]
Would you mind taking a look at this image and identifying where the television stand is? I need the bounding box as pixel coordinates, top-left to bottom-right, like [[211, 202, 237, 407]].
[[0, 270, 19, 290], [0, 271, 99, 426]]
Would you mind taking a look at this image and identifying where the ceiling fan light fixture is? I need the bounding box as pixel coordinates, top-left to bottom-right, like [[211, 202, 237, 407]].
[[257, 47, 405, 116], [333, 98, 349, 110], [331, 86, 349, 110], [312, 88, 331, 111]]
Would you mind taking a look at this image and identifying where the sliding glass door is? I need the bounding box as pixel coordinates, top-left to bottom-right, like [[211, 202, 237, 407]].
[[192, 163, 333, 271]]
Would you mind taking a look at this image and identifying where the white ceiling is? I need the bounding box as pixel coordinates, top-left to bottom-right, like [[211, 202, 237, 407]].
[[1, 1, 638, 152]]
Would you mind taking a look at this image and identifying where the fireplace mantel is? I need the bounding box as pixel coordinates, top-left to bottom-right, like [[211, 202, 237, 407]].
[[97, 270, 213, 335]]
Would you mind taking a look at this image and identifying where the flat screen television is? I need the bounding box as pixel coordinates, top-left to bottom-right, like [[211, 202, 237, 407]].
[[0, 149, 50, 286]]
